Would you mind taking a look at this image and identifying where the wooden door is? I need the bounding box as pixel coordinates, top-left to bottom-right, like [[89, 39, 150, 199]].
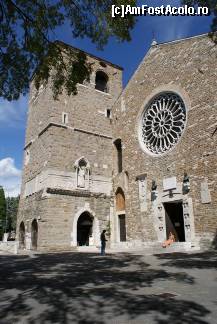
[[119, 214, 126, 242]]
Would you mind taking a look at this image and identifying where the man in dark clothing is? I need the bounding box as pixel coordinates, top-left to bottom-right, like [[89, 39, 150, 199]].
[[100, 230, 107, 255]]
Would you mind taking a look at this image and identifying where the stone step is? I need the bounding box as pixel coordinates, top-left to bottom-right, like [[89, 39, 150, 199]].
[[77, 246, 99, 253], [109, 242, 200, 255]]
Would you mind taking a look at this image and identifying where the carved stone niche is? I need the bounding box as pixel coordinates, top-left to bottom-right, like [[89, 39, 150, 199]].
[[201, 179, 211, 204], [158, 215, 163, 221], [182, 199, 193, 242], [183, 201, 189, 209], [74, 157, 90, 189], [136, 174, 147, 212]]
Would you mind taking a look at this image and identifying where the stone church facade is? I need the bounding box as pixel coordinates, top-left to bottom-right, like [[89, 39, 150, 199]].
[[17, 34, 217, 251]]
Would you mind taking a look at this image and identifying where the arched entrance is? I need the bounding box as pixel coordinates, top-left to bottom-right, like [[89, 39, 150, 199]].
[[77, 212, 93, 246], [116, 188, 126, 242], [19, 221, 25, 249], [31, 219, 38, 250]]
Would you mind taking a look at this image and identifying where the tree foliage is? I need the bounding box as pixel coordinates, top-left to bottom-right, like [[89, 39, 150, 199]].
[[0, 186, 6, 240], [6, 195, 20, 232], [0, 1, 216, 101], [0, 0, 136, 101]]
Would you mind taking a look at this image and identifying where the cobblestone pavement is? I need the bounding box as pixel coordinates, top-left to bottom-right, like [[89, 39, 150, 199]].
[[0, 250, 217, 324]]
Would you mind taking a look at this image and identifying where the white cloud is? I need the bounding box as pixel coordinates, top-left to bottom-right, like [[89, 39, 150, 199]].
[[0, 95, 28, 129], [0, 158, 21, 197]]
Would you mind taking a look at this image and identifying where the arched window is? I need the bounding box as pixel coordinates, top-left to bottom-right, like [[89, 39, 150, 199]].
[[114, 138, 122, 174], [95, 71, 108, 93]]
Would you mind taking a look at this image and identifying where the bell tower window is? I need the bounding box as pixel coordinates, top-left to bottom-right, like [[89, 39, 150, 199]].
[[95, 71, 108, 93]]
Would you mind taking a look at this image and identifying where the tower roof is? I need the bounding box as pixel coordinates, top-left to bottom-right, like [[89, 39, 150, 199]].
[[55, 40, 123, 71]]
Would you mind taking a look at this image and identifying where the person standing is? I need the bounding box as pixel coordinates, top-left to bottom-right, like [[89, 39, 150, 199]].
[[100, 230, 107, 255]]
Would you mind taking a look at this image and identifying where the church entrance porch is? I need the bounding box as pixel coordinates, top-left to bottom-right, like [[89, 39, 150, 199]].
[[77, 212, 93, 246], [164, 202, 185, 242]]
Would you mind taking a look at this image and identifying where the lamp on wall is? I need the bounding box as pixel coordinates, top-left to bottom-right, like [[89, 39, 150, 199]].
[[183, 172, 190, 193], [151, 180, 158, 201], [151, 180, 157, 191]]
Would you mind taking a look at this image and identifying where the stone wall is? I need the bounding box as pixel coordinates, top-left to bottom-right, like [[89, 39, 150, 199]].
[[112, 34, 217, 246], [17, 45, 122, 250], [17, 35, 217, 251], [18, 190, 111, 251]]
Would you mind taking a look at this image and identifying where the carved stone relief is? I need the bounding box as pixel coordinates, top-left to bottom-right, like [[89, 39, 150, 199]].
[[137, 175, 147, 212]]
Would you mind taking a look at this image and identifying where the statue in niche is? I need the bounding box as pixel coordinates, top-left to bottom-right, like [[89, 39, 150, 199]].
[[151, 180, 158, 201], [183, 172, 190, 183], [183, 172, 190, 193], [77, 163, 86, 188], [75, 157, 90, 189]]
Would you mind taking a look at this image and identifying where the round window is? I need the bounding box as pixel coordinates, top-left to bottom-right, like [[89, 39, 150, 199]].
[[140, 92, 186, 155]]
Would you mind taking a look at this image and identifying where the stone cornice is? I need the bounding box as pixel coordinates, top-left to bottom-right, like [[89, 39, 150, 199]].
[[74, 127, 112, 139], [46, 187, 110, 198], [24, 122, 112, 149], [24, 140, 33, 150], [38, 122, 67, 137]]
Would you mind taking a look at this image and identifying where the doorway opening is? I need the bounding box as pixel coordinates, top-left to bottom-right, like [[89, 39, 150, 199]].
[[19, 221, 25, 249], [119, 214, 126, 242], [31, 219, 38, 250], [77, 212, 93, 246], [164, 202, 185, 242], [115, 187, 127, 242]]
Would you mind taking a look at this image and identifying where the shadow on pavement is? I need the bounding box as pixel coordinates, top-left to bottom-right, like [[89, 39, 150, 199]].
[[155, 250, 217, 270], [0, 252, 212, 323]]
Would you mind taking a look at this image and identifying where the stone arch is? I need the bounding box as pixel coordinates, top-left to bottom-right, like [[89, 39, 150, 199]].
[[19, 221, 25, 249], [95, 70, 108, 93], [77, 212, 93, 246], [74, 156, 90, 169], [71, 207, 100, 247], [31, 219, 38, 250]]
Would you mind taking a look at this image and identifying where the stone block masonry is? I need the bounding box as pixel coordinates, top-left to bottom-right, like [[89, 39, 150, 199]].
[[17, 34, 217, 252], [112, 34, 217, 249], [17, 44, 122, 251]]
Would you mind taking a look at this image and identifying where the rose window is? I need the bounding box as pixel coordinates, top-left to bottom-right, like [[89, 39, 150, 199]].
[[141, 92, 186, 155]]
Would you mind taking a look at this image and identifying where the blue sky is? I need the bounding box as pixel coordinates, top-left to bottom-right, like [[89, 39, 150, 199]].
[[0, 0, 213, 196]]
